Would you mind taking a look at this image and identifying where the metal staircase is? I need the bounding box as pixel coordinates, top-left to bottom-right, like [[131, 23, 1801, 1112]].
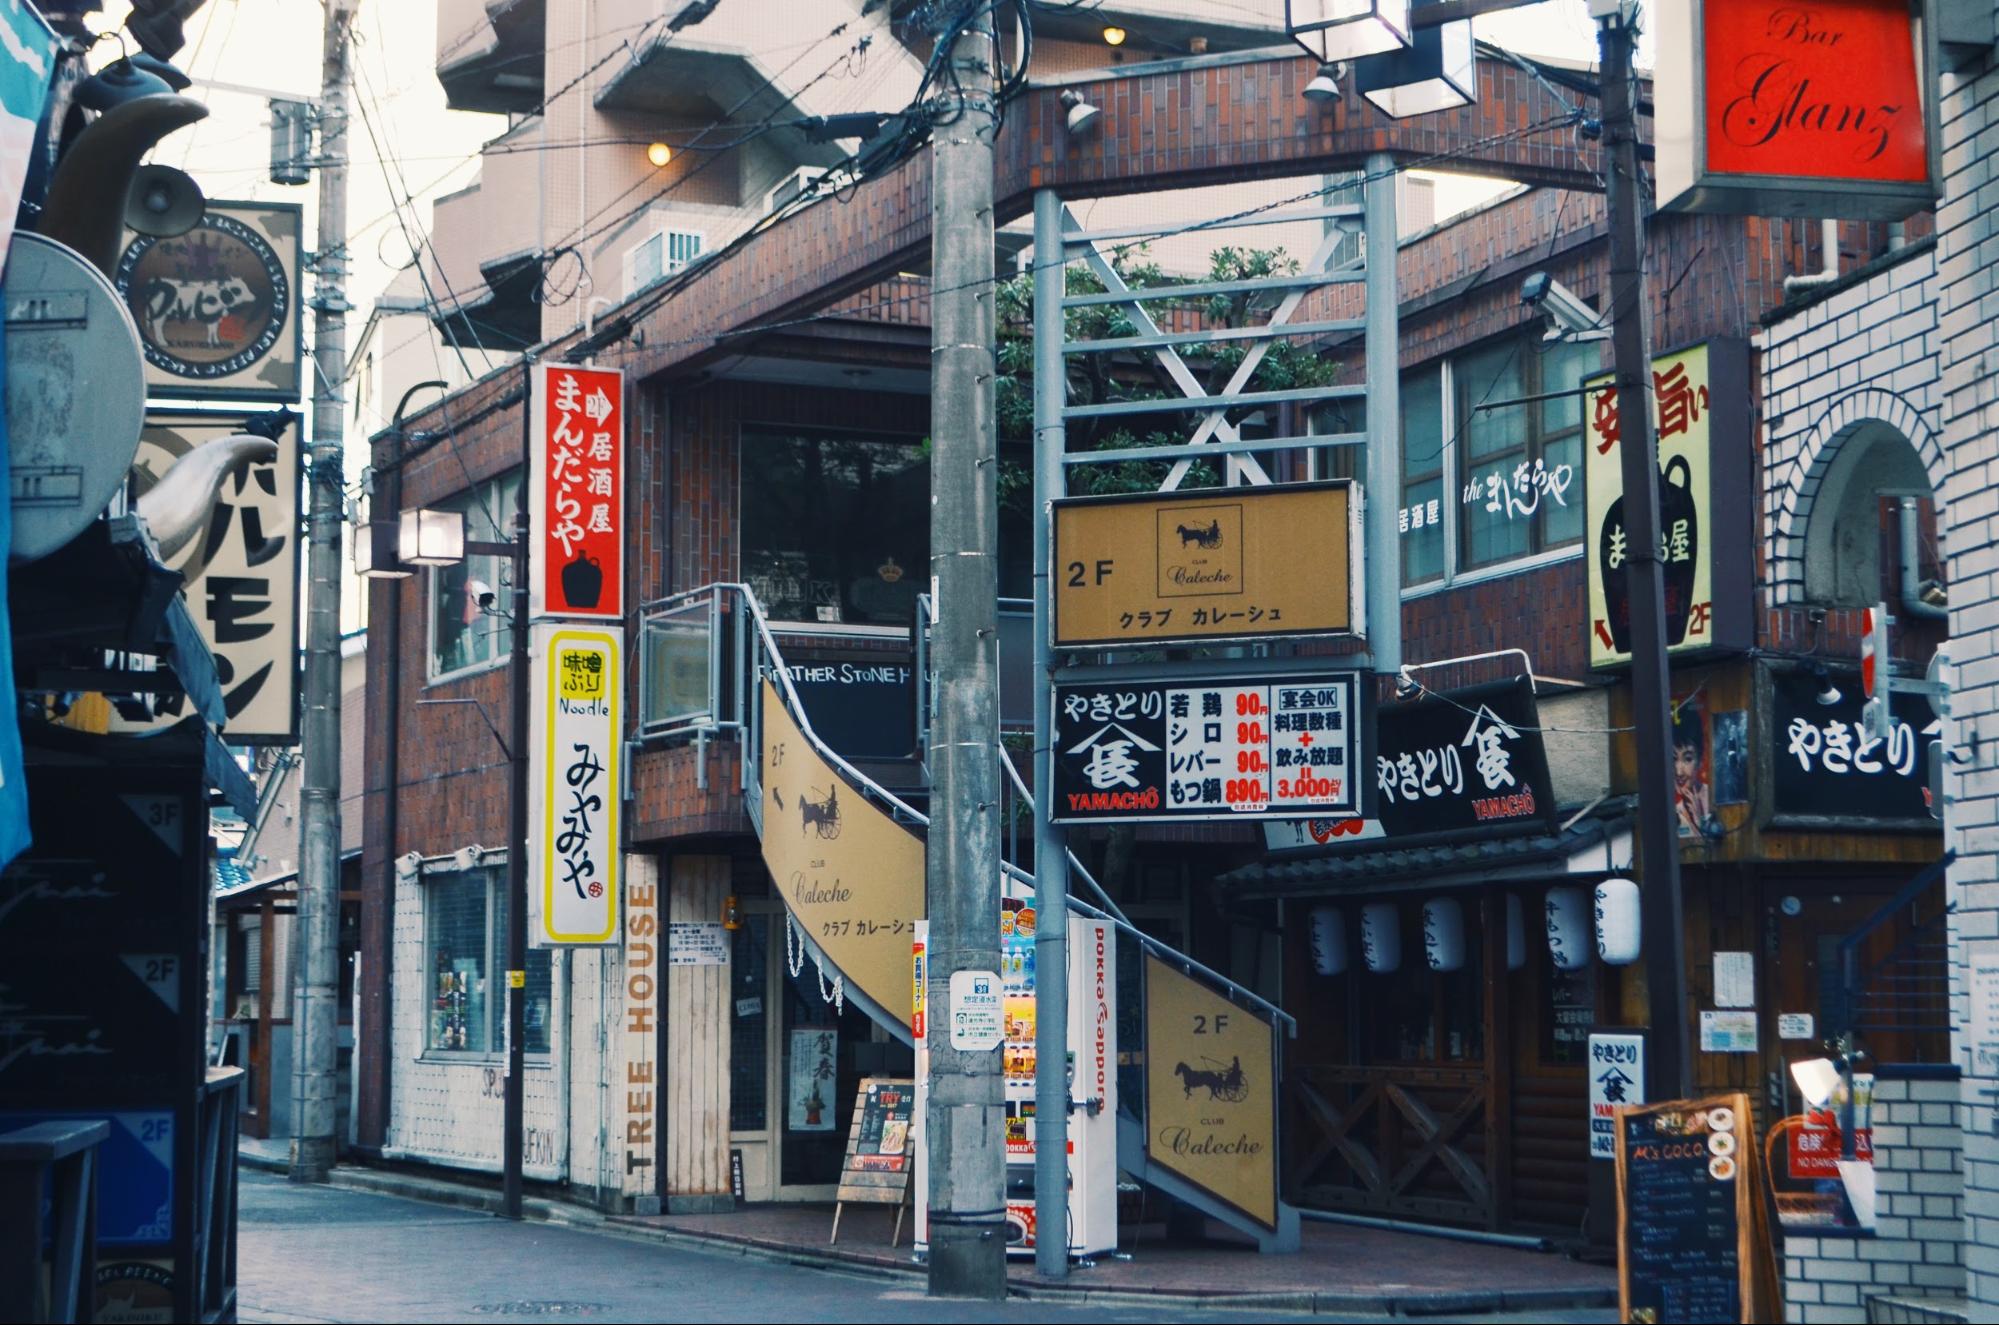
[[645, 581, 1301, 1251]]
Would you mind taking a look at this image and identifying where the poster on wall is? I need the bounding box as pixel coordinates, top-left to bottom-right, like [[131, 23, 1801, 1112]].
[[788, 1027, 839, 1132], [1584, 340, 1752, 670], [113, 201, 304, 401], [529, 362, 625, 620], [1673, 690, 1713, 839], [529, 625, 621, 945], [1655, 0, 1937, 219], [108, 411, 300, 742]]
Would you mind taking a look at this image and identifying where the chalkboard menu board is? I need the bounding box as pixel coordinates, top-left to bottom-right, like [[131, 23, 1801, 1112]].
[[1615, 1094, 1754, 1324], [831, 1078, 915, 1245]]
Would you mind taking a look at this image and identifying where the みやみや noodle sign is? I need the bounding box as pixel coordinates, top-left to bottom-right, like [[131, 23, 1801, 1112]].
[[1657, 0, 1937, 218]]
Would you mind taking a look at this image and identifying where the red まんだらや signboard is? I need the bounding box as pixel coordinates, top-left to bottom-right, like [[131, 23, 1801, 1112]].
[[1703, 0, 1927, 184], [532, 362, 624, 618]]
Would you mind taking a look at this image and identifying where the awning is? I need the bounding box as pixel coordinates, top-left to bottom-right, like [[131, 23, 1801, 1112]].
[[1218, 798, 1635, 900]]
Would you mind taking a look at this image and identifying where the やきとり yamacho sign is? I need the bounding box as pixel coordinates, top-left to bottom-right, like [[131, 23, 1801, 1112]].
[[531, 626, 620, 945], [1051, 482, 1357, 648], [530, 363, 625, 620]]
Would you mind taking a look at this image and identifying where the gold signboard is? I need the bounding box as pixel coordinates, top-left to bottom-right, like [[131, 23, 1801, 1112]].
[[759, 681, 925, 1029], [1143, 953, 1277, 1230], [1052, 481, 1357, 649]]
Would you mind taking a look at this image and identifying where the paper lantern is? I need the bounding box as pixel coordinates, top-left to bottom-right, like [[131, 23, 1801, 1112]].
[[1544, 886, 1591, 971], [1360, 902, 1401, 974], [1595, 877, 1642, 966], [1504, 893, 1526, 971], [1309, 906, 1347, 976], [1422, 897, 1465, 972]]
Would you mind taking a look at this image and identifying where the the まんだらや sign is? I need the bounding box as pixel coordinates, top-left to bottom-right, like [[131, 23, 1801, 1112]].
[[531, 363, 624, 619]]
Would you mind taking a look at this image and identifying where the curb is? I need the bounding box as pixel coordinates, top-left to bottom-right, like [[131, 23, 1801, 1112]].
[[245, 1152, 1619, 1318]]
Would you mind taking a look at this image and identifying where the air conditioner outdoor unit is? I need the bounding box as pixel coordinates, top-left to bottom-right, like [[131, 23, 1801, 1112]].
[[622, 226, 706, 298]]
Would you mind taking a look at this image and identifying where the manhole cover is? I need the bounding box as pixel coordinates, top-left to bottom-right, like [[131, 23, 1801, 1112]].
[[471, 1303, 605, 1316]]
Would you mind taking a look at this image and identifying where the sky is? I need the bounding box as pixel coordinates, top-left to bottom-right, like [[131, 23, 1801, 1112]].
[[89, 0, 1624, 357]]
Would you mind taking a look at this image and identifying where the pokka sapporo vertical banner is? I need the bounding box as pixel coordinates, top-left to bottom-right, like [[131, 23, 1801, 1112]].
[[530, 362, 624, 620], [1583, 340, 1753, 671], [532, 625, 620, 945], [1655, 0, 1937, 219]]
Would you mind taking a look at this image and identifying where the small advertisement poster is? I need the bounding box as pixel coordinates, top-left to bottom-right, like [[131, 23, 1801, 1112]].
[[530, 362, 625, 620], [788, 1026, 839, 1132], [1673, 691, 1713, 839]]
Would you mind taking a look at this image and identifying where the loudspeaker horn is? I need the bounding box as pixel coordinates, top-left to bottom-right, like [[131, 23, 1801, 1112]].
[[125, 163, 205, 238]]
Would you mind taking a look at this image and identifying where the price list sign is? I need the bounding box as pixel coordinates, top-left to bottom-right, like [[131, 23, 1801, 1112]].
[[1615, 1093, 1756, 1325], [1050, 672, 1367, 824]]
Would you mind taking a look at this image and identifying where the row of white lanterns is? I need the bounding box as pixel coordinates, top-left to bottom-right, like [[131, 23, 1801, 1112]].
[[1288, 0, 1477, 119], [1309, 879, 1643, 976]]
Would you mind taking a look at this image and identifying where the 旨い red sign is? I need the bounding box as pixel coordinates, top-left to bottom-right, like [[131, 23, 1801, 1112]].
[[531, 363, 624, 619]]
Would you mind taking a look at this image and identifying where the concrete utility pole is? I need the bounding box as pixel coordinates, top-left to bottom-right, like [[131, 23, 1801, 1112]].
[[925, 1, 1006, 1300], [292, 0, 356, 1184], [1597, 0, 1691, 1100]]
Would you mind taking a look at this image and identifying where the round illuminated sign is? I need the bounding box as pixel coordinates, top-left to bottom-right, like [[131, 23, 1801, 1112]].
[[114, 212, 291, 381]]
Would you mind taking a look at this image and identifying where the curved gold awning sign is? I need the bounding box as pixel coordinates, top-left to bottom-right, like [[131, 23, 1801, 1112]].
[[758, 680, 925, 1028]]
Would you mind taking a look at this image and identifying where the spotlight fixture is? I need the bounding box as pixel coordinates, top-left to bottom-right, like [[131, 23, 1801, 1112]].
[[1810, 662, 1843, 707], [1303, 63, 1343, 103], [646, 141, 672, 168], [1061, 89, 1101, 136], [1102, 25, 1127, 46]]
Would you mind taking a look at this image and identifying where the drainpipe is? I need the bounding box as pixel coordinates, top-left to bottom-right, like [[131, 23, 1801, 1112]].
[[1900, 497, 1948, 620], [1783, 219, 1843, 295]]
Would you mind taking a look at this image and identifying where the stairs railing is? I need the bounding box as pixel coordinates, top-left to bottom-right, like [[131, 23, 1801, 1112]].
[[641, 581, 1302, 1249]]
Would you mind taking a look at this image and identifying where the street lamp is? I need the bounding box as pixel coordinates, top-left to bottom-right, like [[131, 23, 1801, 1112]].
[[1287, 0, 1412, 63], [1353, 19, 1476, 117], [398, 508, 466, 567]]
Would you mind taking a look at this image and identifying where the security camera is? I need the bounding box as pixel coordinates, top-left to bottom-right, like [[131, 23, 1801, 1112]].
[[1521, 272, 1609, 341], [466, 578, 496, 611]]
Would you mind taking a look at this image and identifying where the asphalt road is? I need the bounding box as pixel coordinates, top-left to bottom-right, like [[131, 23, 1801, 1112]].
[[236, 1170, 1613, 1324]]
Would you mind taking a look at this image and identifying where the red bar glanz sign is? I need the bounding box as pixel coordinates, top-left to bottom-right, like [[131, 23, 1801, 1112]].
[[530, 363, 624, 619], [1657, 0, 1935, 218], [1705, 0, 1926, 183]]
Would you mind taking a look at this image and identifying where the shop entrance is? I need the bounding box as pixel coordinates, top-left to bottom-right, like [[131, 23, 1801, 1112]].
[[727, 903, 912, 1201]]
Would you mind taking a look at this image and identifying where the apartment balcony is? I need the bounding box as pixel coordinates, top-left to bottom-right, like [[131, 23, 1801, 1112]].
[[436, 0, 546, 114]]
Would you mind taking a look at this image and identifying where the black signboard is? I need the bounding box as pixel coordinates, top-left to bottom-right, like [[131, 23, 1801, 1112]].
[[1768, 663, 1941, 828], [1266, 677, 1556, 853], [785, 657, 916, 762], [1616, 1094, 1755, 1325], [1051, 671, 1368, 824]]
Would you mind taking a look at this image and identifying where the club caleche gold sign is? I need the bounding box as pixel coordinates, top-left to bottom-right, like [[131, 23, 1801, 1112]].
[[1052, 481, 1357, 649]]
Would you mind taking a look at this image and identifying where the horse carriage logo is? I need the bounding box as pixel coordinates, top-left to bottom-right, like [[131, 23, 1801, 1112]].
[[800, 784, 841, 839], [1173, 1054, 1249, 1102], [1175, 518, 1223, 549]]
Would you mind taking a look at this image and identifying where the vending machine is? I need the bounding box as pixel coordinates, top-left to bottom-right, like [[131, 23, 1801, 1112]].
[[912, 897, 1118, 1259]]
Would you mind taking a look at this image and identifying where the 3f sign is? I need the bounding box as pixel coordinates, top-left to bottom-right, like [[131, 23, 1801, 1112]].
[[1065, 559, 1115, 587]]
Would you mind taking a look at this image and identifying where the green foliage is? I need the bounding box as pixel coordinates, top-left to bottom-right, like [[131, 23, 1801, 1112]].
[[994, 242, 1337, 515]]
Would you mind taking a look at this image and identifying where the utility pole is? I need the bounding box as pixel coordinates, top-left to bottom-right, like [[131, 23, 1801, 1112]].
[[291, 0, 355, 1185], [1597, 0, 1691, 1099], [502, 361, 533, 1218], [925, 0, 1005, 1300]]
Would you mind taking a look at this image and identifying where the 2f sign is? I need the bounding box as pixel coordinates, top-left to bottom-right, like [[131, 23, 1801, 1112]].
[[1066, 560, 1115, 587]]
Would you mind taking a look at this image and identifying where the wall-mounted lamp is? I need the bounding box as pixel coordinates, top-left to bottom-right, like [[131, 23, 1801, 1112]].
[[1101, 25, 1126, 46], [1061, 89, 1101, 136], [646, 141, 672, 168], [1810, 662, 1843, 707], [1303, 63, 1344, 103], [399, 507, 466, 567]]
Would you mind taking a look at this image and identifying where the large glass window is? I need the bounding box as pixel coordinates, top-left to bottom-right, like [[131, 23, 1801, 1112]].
[[428, 472, 523, 679], [423, 865, 552, 1055], [741, 428, 928, 627], [1400, 368, 1446, 585], [1456, 338, 1594, 571]]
